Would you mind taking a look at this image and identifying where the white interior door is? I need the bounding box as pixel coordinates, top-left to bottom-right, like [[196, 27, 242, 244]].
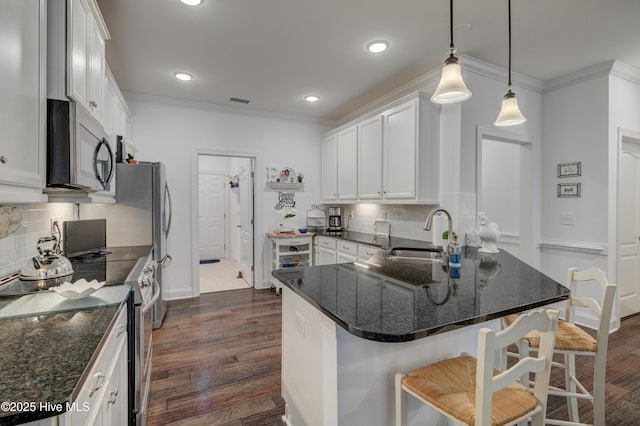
[[618, 137, 640, 317], [239, 160, 254, 286], [199, 172, 225, 261]]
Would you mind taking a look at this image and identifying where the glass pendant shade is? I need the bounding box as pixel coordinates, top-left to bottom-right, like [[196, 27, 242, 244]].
[[494, 91, 526, 126], [431, 56, 472, 104]]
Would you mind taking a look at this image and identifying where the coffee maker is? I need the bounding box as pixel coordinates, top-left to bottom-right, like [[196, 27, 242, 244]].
[[328, 207, 342, 231]]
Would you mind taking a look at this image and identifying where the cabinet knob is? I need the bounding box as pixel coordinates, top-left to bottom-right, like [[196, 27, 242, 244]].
[[0, 155, 6, 164]]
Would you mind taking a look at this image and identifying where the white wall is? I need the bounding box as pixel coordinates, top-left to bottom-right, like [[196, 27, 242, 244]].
[[125, 96, 333, 298], [540, 72, 610, 289]]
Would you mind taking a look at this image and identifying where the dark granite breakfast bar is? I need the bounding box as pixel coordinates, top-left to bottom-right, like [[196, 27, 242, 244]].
[[273, 245, 570, 425], [273, 246, 570, 342]]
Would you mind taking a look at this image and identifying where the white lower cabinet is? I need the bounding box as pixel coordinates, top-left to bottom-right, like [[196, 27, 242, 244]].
[[316, 237, 379, 265], [60, 306, 128, 426]]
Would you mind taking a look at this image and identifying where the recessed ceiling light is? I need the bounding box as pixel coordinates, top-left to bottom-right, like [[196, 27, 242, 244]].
[[366, 40, 389, 53], [305, 95, 320, 102], [180, 0, 203, 6], [174, 72, 193, 81]]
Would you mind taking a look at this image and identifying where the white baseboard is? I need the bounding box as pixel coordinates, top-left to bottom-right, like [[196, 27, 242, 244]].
[[164, 287, 194, 300]]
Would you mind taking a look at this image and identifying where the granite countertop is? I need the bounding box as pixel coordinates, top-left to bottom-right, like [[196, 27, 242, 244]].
[[316, 230, 437, 250], [272, 246, 570, 342], [0, 285, 130, 425]]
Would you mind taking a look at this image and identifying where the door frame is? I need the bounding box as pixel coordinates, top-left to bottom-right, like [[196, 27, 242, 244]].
[[475, 125, 539, 267], [190, 148, 262, 298]]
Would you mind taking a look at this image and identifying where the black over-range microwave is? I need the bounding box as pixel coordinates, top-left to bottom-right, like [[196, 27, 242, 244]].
[[47, 99, 114, 191]]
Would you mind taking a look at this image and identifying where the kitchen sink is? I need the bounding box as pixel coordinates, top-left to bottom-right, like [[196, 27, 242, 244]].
[[384, 247, 443, 264]]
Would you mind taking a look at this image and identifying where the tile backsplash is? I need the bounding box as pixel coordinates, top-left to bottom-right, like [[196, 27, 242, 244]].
[[0, 203, 76, 277]]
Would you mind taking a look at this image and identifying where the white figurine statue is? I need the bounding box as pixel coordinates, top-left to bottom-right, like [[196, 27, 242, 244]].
[[478, 212, 501, 254]]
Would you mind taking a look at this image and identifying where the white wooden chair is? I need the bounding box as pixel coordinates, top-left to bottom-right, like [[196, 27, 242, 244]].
[[395, 309, 559, 426], [502, 267, 616, 425]]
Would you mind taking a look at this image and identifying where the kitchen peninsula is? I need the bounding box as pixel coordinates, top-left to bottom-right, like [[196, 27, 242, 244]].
[[273, 246, 570, 425]]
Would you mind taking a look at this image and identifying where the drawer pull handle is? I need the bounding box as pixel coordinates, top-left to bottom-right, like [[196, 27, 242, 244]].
[[88, 373, 106, 397], [0, 155, 6, 164], [108, 389, 119, 405], [116, 324, 127, 337]]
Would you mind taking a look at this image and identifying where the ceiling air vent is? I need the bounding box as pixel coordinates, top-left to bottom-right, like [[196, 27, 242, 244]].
[[229, 97, 250, 104]]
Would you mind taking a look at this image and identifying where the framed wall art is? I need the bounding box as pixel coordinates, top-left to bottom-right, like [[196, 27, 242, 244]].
[[557, 182, 581, 198], [557, 162, 581, 178]]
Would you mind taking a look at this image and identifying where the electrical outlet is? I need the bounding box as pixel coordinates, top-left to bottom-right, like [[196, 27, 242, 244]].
[[560, 213, 575, 226], [50, 217, 60, 235]]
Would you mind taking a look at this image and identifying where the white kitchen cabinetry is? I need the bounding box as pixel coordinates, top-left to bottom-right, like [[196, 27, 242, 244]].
[[357, 244, 379, 263], [321, 92, 439, 204], [321, 126, 358, 203], [316, 236, 337, 265], [61, 305, 128, 426], [336, 240, 357, 264], [269, 234, 314, 294], [0, 0, 47, 203], [357, 116, 383, 200], [67, 0, 109, 123], [382, 95, 439, 203], [321, 134, 338, 201]]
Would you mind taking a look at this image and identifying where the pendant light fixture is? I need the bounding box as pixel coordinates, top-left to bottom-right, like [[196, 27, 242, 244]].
[[431, 0, 472, 104], [494, 0, 526, 126]]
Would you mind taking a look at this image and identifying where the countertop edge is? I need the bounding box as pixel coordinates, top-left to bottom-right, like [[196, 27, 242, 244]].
[[278, 278, 568, 343]]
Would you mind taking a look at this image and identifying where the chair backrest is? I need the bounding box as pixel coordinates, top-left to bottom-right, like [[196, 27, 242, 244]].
[[475, 309, 560, 425], [565, 267, 617, 351]]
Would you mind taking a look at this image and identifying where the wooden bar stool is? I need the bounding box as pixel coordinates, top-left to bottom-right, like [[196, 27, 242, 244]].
[[395, 309, 559, 426], [502, 267, 616, 425]]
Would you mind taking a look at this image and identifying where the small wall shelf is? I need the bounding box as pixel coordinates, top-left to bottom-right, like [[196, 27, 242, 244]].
[[266, 182, 304, 191]]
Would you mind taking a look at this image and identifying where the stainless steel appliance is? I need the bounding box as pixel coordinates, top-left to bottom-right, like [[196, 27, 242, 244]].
[[126, 255, 159, 426], [115, 162, 172, 329], [46, 99, 114, 191], [328, 207, 342, 231], [62, 218, 107, 257]]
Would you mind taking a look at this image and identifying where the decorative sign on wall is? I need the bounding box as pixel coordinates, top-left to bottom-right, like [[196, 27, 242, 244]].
[[557, 162, 581, 178], [274, 192, 296, 211], [0, 206, 22, 239], [557, 182, 581, 198], [266, 166, 303, 183]]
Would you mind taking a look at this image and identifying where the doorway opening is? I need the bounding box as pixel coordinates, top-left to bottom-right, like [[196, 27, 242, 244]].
[[197, 154, 255, 294], [476, 129, 535, 264]]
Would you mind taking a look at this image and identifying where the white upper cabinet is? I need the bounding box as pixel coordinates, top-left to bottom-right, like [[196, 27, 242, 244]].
[[68, 0, 108, 123], [382, 95, 439, 203], [322, 126, 358, 203], [357, 115, 383, 199], [383, 100, 417, 199], [0, 0, 47, 203], [321, 92, 439, 205], [321, 134, 338, 201], [336, 127, 358, 201]]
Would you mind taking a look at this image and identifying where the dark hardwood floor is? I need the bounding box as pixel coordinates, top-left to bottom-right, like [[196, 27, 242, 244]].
[[147, 288, 640, 425]]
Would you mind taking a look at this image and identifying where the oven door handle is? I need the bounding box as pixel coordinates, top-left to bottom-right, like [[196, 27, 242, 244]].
[[142, 280, 161, 315]]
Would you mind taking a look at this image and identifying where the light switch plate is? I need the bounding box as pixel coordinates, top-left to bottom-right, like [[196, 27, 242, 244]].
[[560, 213, 575, 225]]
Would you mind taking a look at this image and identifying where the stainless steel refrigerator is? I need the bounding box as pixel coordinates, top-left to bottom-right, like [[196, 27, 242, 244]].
[[115, 161, 172, 329]]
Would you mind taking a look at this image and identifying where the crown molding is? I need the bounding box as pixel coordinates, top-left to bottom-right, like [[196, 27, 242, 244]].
[[122, 92, 337, 127], [337, 68, 441, 126], [543, 61, 615, 93], [610, 60, 640, 85], [459, 55, 545, 93]]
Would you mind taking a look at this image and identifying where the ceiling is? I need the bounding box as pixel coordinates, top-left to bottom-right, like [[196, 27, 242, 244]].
[[97, 0, 640, 122]]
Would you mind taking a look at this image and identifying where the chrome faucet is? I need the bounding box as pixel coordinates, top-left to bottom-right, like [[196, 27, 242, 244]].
[[424, 208, 453, 253]]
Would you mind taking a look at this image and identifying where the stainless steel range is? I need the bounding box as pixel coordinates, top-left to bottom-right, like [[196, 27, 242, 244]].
[[125, 255, 159, 426]]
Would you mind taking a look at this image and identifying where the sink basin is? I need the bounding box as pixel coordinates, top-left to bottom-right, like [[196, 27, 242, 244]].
[[385, 247, 443, 264]]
